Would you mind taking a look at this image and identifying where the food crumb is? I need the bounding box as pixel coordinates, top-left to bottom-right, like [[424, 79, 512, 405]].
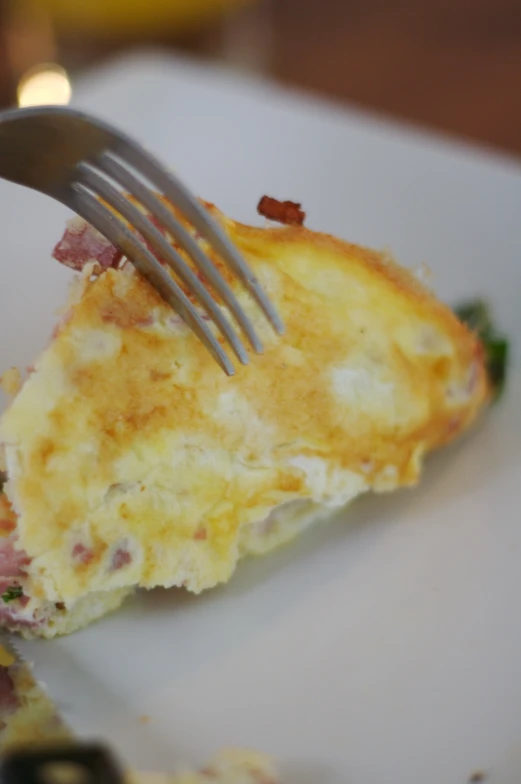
[[0, 368, 22, 396], [139, 714, 151, 724], [469, 771, 486, 782]]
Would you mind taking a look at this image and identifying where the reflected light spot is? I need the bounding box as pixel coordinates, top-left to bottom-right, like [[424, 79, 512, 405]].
[[18, 63, 72, 108]]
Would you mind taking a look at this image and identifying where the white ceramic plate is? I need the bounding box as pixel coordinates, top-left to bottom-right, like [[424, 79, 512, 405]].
[[4, 51, 521, 784]]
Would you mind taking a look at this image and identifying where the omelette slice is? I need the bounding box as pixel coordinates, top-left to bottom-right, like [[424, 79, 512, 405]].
[[0, 199, 489, 637]]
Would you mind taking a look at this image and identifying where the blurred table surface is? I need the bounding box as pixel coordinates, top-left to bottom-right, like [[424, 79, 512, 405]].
[[1, 0, 521, 158]]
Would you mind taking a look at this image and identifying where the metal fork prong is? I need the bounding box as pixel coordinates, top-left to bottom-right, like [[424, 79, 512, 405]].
[[76, 162, 250, 366], [70, 185, 236, 376], [109, 138, 285, 335], [96, 151, 264, 354]]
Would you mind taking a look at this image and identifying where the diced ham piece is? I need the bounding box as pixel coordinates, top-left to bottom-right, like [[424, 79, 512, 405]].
[[257, 195, 306, 226], [72, 543, 94, 565], [53, 217, 122, 271], [0, 536, 29, 579], [111, 548, 132, 570], [0, 505, 44, 631]]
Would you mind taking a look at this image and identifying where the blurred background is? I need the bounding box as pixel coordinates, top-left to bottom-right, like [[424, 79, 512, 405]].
[[1, 0, 520, 155]]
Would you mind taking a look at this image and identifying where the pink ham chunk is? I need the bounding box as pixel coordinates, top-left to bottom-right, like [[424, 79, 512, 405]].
[[53, 217, 122, 271], [0, 534, 44, 631], [0, 536, 29, 579]]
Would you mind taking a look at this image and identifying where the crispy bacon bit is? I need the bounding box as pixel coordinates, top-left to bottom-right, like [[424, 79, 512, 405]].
[[194, 526, 207, 541], [72, 543, 94, 566], [112, 548, 132, 570], [53, 217, 122, 272], [257, 195, 305, 226]]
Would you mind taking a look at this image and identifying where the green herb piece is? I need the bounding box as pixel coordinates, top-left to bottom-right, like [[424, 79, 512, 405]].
[[454, 299, 509, 400], [2, 586, 23, 603]]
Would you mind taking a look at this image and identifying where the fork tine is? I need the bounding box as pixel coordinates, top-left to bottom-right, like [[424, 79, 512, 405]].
[[95, 151, 264, 354], [71, 185, 236, 376], [108, 138, 285, 336], [75, 162, 250, 366]]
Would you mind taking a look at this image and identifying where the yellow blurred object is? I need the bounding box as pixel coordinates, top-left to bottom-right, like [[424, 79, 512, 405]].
[[34, 0, 254, 37]]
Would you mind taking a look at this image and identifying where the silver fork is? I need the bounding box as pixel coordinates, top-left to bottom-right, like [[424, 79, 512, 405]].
[[0, 106, 284, 375]]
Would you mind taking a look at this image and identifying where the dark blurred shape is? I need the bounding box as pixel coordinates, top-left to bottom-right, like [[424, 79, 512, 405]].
[[0, 745, 123, 784]]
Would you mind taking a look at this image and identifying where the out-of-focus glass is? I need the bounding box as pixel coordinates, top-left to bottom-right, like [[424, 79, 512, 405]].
[[32, 0, 254, 37]]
